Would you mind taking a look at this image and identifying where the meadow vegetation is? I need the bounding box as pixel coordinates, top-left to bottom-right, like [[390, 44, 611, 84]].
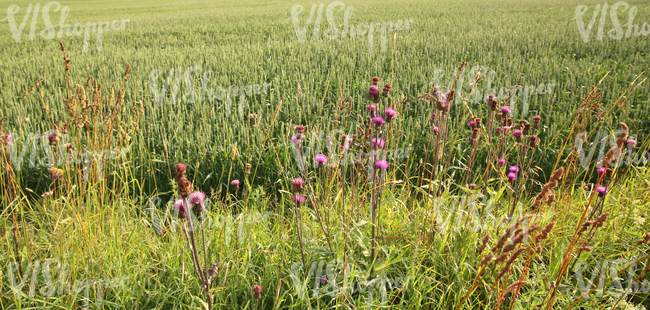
[[1, 0, 650, 309]]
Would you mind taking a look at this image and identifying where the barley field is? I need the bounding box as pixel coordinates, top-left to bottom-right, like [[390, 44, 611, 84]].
[[1, 0, 650, 309]]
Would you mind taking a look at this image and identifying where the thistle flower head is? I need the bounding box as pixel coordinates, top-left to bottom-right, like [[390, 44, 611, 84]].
[[596, 186, 609, 197], [372, 77, 380, 85], [293, 194, 306, 205], [291, 135, 300, 146], [371, 138, 385, 148], [253, 285, 262, 299], [189, 191, 206, 212], [530, 135, 538, 147], [597, 167, 606, 175], [375, 160, 389, 170], [430, 113, 437, 122], [295, 125, 305, 134], [498, 158, 506, 165], [368, 85, 380, 97], [385, 108, 396, 122], [6, 134, 13, 144], [174, 199, 187, 219], [509, 166, 520, 173], [468, 120, 477, 128], [367, 104, 377, 115], [292, 178, 304, 192], [501, 106, 511, 114], [432, 126, 439, 135], [496, 127, 502, 136], [372, 116, 385, 127], [382, 83, 392, 97], [315, 154, 327, 166], [469, 183, 477, 190], [533, 115, 542, 128], [512, 130, 522, 142], [627, 139, 637, 149], [507, 172, 517, 180], [486, 94, 495, 103], [48, 134, 57, 145], [231, 179, 240, 189]]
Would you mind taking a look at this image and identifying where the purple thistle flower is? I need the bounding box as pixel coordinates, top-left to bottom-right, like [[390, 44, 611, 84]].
[[6, 134, 13, 144], [533, 115, 542, 128], [485, 94, 495, 103], [495, 127, 502, 136], [253, 285, 262, 299], [375, 160, 389, 170], [627, 139, 637, 149], [509, 166, 520, 173], [597, 167, 606, 175], [498, 158, 506, 165], [189, 191, 206, 212], [291, 135, 300, 145], [315, 154, 327, 166], [292, 178, 304, 192], [432, 126, 439, 135], [231, 179, 240, 190], [507, 172, 517, 180], [512, 130, 522, 142], [469, 183, 477, 190], [174, 199, 187, 219], [371, 138, 385, 148], [372, 116, 385, 127], [596, 186, 608, 197], [293, 194, 306, 205], [468, 120, 477, 128], [382, 83, 392, 97], [368, 86, 379, 101], [368, 85, 379, 96], [385, 108, 396, 122], [501, 106, 511, 114]]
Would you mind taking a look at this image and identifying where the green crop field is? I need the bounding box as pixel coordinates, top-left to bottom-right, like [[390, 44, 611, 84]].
[[1, 0, 650, 309]]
